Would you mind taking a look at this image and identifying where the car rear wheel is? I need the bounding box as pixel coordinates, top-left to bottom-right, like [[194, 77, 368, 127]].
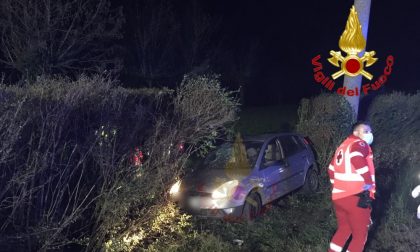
[[302, 167, 319, 194], [242, 191, 262, 223]]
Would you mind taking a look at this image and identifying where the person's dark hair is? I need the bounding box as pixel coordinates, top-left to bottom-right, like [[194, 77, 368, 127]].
[[352, 121, 371, 132]]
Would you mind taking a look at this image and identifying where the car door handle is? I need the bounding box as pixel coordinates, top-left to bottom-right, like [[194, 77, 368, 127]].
[[279, 168, 284, 173]]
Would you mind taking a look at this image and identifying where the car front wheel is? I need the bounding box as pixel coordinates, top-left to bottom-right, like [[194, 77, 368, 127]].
[[242, 191, 262, 223]]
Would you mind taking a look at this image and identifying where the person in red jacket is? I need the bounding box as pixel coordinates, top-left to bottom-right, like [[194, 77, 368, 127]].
[[328, 121, 375, 252]]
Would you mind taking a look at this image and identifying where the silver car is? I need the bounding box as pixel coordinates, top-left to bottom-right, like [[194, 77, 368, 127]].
[[169, 133, 319, 221]]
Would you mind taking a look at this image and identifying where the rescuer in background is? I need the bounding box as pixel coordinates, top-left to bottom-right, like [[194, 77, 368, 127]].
[[328, 121, 376, 252]]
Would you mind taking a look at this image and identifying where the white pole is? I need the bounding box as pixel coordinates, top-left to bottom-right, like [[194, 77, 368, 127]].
[[343, 0, 372, 119]]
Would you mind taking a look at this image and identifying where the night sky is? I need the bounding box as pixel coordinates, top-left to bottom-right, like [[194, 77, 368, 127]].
[[136, 0, 418, 105], [4, 0, 420, 106]]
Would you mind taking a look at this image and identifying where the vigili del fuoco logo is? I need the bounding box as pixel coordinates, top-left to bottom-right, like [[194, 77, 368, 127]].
[[311, 6, 394, 96]]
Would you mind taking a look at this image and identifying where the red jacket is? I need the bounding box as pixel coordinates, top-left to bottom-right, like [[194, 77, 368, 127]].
[[328, 135, 375, 200]]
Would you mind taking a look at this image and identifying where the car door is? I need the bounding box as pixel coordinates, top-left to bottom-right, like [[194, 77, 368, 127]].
[[258, 138, 286, 204], [278, 135, 308, 191]]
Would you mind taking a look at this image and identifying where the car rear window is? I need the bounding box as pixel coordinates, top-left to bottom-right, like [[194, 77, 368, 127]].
[[279, 135, 304, 157], [293, 136, 308, 150]]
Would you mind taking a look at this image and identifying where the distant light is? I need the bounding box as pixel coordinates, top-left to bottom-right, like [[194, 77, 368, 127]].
[[412, 185, 420, 198]]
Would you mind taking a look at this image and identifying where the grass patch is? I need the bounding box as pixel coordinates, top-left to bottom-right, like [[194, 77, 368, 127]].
[[161, 192, 336, 252]]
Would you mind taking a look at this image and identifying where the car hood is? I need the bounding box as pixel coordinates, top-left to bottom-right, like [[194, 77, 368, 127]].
[[181, 167, 252, 193]]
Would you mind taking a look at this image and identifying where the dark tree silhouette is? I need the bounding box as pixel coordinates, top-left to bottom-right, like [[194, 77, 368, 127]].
[[0, 0, 124, 80]]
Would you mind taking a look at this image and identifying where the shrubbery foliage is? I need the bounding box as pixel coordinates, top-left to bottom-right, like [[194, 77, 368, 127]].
[[366, 92, 420, 251], [296, 93, 354, 182], [0, 74, 238, 251]]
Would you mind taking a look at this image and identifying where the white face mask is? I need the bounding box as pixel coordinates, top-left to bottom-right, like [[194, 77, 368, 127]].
[[361, 132, 374, 145]]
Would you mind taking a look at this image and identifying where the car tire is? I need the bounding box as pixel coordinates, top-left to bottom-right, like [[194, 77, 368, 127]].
[[302, 167, 319, 194], [242, 191, 262, 223]]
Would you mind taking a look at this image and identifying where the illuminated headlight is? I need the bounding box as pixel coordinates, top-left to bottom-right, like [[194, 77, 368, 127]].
[[212, 180, 239, 199], [169, 180, 181, 195]]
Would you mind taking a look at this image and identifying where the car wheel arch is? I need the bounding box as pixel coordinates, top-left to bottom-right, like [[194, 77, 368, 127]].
[[302, 163, 320, 193], [242, 188, 262, 207], [241, 188, 263, 221], [307, 162, 319, 175]]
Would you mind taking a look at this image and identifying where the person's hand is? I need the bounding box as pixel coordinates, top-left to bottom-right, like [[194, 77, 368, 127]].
[[370, 183, 376, 199], [369, 190, 375, 200], [362, 184, 375, 199]]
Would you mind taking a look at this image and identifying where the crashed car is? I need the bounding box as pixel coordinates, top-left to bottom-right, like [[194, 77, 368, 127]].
[[169, 133, 319, 220]]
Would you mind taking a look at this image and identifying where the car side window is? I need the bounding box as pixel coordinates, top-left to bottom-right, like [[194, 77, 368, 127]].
[[261, 139, 282, 168], [279, 136, 302, 157]]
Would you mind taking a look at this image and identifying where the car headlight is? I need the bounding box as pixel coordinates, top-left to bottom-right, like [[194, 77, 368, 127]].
[[212, 180, 239, 199], [169, 180, 181, 195]]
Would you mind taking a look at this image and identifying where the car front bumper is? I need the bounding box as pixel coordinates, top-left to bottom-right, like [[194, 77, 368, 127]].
[[183, 205, 244, 219], [172, 192, 245, 219]]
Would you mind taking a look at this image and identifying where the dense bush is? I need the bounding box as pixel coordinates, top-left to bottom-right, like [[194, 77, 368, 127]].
[[296, 93, 354, 184], [0, 74, 238, 251], [98, 75, 238, 251], [0, 75, 163, 250], [366, 92, 420, 251]]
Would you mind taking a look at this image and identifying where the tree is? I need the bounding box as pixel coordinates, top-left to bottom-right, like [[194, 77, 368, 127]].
[[127, 0, 221, 87], [230, 39, 261, 105], [213, 38, 261, 105], [128, 0, 180, 87], [0, 0, 124, 80], [181, 0, 222, 74]]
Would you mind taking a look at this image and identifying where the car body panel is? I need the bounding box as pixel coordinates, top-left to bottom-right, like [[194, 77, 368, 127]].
[[171, 133, 317, 218]]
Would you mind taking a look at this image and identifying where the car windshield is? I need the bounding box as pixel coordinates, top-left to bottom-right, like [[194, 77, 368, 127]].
[[202, 141, 262, 170]]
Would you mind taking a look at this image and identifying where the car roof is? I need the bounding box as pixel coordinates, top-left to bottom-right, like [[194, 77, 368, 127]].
[[243, 132, 302, 142]]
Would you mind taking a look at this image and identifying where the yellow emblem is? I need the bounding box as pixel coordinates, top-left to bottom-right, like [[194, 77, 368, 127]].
[[328, 6, 377, 80]]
